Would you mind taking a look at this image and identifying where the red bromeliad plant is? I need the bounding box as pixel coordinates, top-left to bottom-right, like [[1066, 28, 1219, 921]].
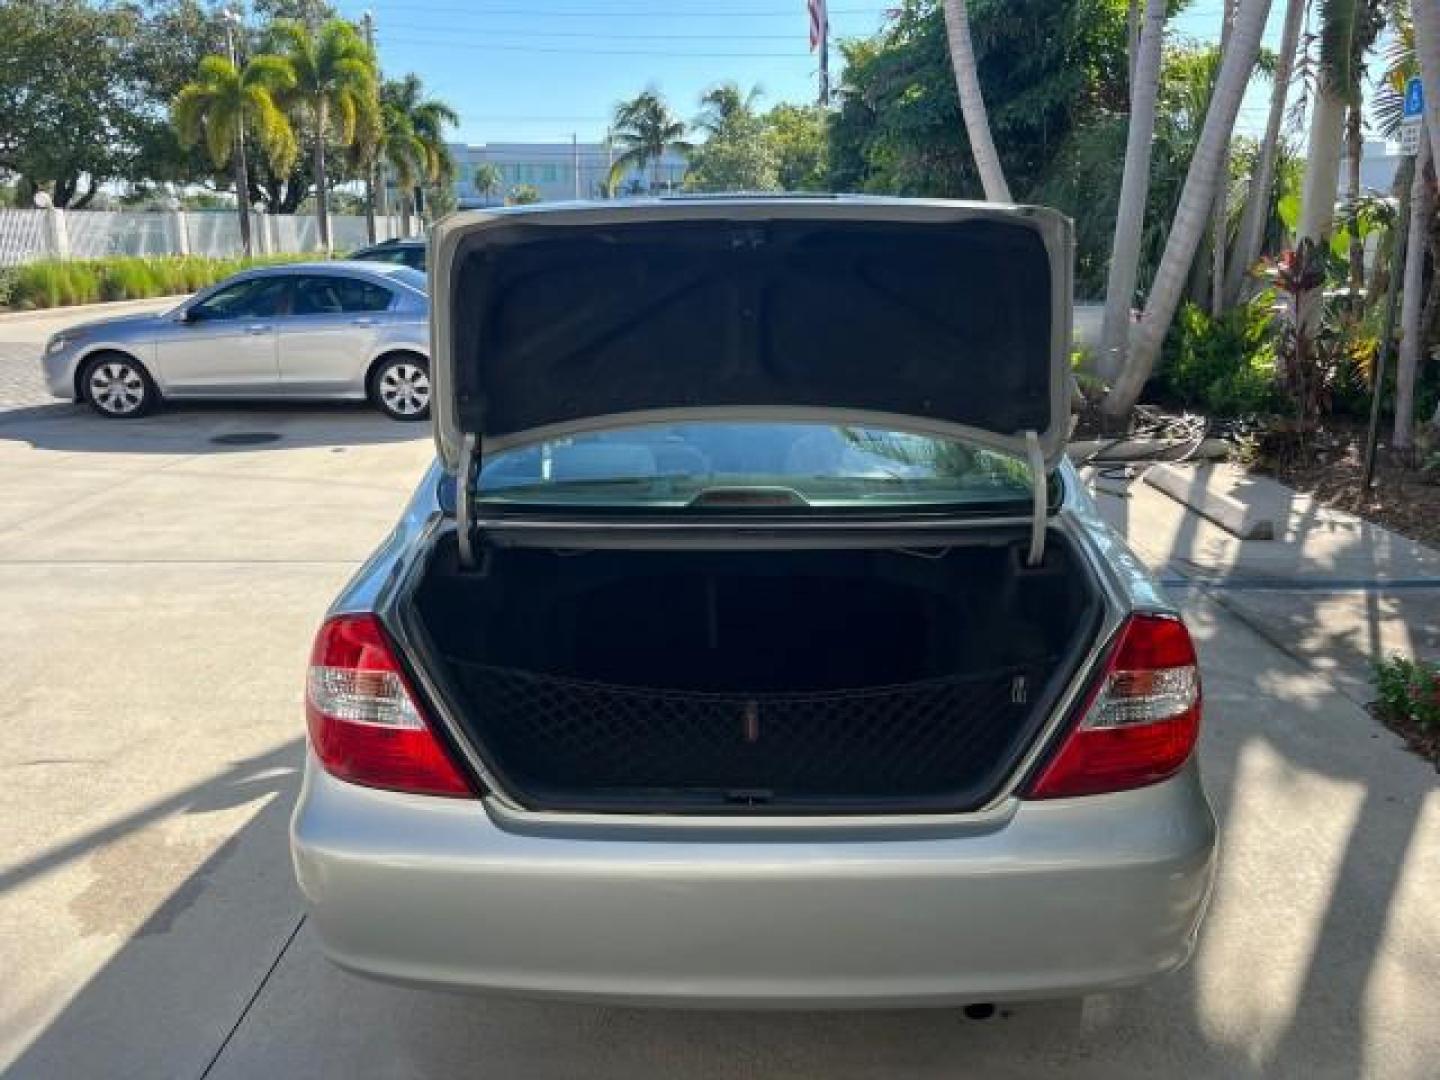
[[1259, 239, 1339, 451]]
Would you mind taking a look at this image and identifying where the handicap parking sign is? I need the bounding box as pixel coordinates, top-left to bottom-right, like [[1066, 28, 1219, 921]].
[[1404, 77, 1425, 119]]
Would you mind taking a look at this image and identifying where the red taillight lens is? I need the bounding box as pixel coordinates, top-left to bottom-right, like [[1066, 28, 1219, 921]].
[[306, 614, 472, 797], [1025, 614, 1201, 799]]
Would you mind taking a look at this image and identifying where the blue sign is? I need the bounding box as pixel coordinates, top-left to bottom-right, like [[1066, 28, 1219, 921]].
[[1404, 77, 1425, 119]]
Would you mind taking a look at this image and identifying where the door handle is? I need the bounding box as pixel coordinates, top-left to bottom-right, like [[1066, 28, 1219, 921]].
[[350, 317, 376, 326], [245, 324, 270, 335]]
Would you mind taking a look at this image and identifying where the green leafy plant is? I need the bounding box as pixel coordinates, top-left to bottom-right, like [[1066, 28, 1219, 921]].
[[1156, 294, 1279, 416], [3, 254, 310, 310], [1373, 655, 1440, 732]]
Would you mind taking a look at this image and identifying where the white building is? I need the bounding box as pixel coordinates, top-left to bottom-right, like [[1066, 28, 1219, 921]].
[[1342, 140, 1405, 197], [448, 141, 690, 206]]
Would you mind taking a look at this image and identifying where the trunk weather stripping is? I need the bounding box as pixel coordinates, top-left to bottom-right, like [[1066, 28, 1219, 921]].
[[457, 432, 480, 570], [1025, 430, 1046, 567]]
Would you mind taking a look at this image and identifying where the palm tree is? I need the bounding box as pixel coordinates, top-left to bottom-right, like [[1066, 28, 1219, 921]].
[[1225, 0, 1306, 307], [1297, 2, 1384, 252], [473, 163, 502, 206], [940, 0, 1011, 202], [607, 90, 691, 194], [172, 54, 297, 258], [1416, 0, 1440, 169], [269, 18, 379, 253], [1394, 128, 1432, 450], [382, 74, 458, 226], [1098, 0, 1167, 383], [694, 82, 762, 137], [1104, 0, 1274, 420]]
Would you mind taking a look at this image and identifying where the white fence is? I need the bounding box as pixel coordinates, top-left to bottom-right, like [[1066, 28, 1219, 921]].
[[0, 208, 404, 266]]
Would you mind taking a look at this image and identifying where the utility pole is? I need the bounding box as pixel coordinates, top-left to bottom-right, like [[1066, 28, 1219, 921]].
[[605, 127, 614, 198], [572, 133, 580, 200], [222, 8, 252, 258], [362, 10, 378, 243]]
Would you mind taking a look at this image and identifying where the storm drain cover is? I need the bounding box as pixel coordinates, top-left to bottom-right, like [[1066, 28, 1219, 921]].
[[210, 432, 282, 446]]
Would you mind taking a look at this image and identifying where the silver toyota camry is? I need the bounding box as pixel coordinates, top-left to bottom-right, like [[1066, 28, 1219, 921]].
[[41, 261, 432, 420], [291, 198, 1217, 1009]]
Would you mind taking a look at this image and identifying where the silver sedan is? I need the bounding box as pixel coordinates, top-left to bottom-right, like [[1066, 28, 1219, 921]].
[[41, 261, 432, 421]]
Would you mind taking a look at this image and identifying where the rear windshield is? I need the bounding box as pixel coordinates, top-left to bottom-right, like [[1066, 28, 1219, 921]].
[[388, 267, 427, 293], [476, 422, 1033, 509]]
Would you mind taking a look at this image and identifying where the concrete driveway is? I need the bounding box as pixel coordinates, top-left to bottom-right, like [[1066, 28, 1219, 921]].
[[1, 307, 1438, 1078]]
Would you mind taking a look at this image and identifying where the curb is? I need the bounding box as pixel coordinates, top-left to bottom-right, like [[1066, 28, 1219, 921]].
[[0, 295, 188, 323], [1144, 462, 1275, 540]]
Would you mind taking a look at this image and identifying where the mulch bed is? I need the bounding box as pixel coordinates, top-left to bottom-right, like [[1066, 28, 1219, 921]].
[[1371, 706, 1440, 771], [1251, 425, 1440, 770], [1247, 427, 1440, 551]]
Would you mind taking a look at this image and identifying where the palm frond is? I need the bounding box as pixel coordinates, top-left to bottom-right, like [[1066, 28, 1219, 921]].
[[204, 102, 236, 171], [242, 54, 295, 93], [171, 85, 212, 152]]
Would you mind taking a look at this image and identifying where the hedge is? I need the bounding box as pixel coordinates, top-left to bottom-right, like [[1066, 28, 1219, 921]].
[[0, 254, 315, 311]]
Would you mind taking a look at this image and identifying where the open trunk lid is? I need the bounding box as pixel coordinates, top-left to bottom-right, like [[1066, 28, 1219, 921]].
[[429, 197, 1074, 474]]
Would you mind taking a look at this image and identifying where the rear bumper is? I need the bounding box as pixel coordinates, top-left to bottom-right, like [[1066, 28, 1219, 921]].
[[291, 758, 1216, 1008]]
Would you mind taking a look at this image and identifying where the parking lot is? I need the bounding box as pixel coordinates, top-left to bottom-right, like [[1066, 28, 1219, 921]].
[[2, 304, 1439, 1078]]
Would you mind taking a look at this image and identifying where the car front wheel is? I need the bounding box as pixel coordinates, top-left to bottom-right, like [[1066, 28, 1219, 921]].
[[371, 355, 431, 421], [81, 353, 157, 419]]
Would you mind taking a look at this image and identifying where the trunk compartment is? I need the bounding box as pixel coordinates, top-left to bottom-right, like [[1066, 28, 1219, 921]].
[[405, 532, 1100, 813]]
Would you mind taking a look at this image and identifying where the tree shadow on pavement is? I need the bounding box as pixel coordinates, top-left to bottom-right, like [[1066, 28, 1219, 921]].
[[6, 482, 1440, 1079], [3, 740, 306, 1080]]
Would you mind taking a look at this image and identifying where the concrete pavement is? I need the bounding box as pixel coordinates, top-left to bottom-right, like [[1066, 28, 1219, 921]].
[[1, 305, 1438, 1078]]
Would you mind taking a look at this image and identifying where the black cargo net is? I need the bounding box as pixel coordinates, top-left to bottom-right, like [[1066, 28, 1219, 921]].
[[445, 658, 1054, 805]]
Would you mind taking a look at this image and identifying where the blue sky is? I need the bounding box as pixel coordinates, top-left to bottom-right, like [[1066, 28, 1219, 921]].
[[327, 1, 1272, 148]]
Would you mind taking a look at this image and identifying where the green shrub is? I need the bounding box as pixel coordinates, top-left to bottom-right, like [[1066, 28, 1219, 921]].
[[1156, 295, 1280, 417], [2, 254, 314, 310], [1373, 655, 1440, 731]]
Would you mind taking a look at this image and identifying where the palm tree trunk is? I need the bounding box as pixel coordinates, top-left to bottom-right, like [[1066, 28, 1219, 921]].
[[1393, 130, 1433, 451], [234, 113, 252, 259], [1209, 0, 1236, 317], [1295, 86, 1347, 335], [1104, 0, 1274, 420], [399, 190, 413, 237], [1345, 104, 1365, 300], [1415, 0, 1440, 171], [1225, 0, 1305, 307], [1099, 0, 1168, 383], [1299, 89, 1347, 243], [313, 98, 331, 253], [941, 0, 1012, 202], [364, 160, 377, 244]]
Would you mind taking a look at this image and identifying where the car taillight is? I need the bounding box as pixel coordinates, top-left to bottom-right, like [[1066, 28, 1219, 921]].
[[306, 613, 472, 797], [1025, 613, 1201, 799]]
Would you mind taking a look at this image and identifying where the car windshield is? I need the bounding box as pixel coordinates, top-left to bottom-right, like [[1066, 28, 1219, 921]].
[[477, 422, 1034, 509]]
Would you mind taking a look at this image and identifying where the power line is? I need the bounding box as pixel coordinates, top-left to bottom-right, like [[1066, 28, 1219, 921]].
[[373, 26, 827, 40], [341, 3, 888, 19], [381, 36, 814, 57]]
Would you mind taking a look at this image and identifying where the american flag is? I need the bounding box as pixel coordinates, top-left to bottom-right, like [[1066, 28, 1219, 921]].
[[807, 0, 828, 52]]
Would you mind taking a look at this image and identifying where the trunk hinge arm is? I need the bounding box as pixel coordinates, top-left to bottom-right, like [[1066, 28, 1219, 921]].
[[456, 432, 480, 571], [1025, 430, 1046, 568]]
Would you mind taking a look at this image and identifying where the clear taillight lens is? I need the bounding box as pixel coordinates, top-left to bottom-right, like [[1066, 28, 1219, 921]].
[[1025, 614, 1201, 799], [306, 614, 473, 797]]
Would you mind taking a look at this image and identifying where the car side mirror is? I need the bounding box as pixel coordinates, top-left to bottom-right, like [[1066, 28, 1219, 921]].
[[180, 308, 205, 323]]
